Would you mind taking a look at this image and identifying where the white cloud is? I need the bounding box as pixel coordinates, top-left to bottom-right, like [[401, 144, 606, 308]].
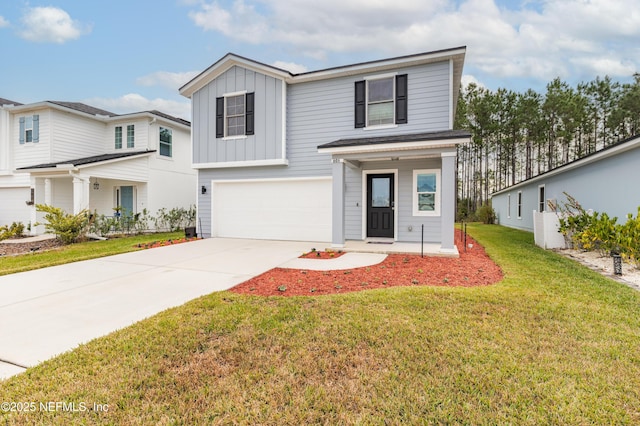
[[84, 94, 191, 121], [19, 6, 90, 43], [136, 71, 200, 90], [187, 0, 640, 89], [272, 61, 308, 74], [0, 16, 9, 28]]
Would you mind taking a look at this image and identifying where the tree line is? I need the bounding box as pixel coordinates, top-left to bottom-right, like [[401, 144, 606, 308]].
[[455, 74, 640, 217]]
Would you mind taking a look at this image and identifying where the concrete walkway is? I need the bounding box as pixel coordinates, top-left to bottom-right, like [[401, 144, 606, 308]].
[[0, 238, 385, 380]]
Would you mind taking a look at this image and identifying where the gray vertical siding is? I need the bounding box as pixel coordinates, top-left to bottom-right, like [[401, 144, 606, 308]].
[[192, 66, 283, 164], [492, 142, 640, 232]]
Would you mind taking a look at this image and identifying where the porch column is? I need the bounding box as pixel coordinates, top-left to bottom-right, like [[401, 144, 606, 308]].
[[72, 176, 90, 214], [331, 158, 345, 247], [440, 152, 457, 253]]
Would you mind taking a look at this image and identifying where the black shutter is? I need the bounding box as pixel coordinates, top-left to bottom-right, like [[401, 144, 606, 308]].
[[215, 97, 224, 138], [245, 92, 254, 135], [354, 80, 366, 128], [396, 74, 408, 124]]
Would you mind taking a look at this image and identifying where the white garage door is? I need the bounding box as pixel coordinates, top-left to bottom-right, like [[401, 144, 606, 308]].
[[0, 187, 31, 227], [212, 177, 332, 242]]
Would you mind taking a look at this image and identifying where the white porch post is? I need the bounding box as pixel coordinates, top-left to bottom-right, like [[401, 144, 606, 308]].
[[331, 158, 345, 247], [440, 152, 457, 253], [72, 176, 90, 214]]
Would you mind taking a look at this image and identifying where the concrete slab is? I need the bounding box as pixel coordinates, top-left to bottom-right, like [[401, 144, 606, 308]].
[[0, 238, 322, 380]]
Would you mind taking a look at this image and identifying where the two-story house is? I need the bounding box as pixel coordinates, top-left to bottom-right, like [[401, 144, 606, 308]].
[[179, 47, 470, 253], [0, 99, 195, 234]]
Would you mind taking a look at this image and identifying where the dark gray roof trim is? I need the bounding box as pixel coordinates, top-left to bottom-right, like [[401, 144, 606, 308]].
[[48, 101, 117, 117], [18, 150, 156, 170], [318, 129, 471, 149], [0, 98, 22, 107]]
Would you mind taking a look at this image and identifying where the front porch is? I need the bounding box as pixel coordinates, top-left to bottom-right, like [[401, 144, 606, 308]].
[[341, 239, 459, 257]]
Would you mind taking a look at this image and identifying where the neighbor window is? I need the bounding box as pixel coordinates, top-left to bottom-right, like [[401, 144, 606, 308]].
[[127, 125, 135, 148], [115, 126, 122, 149], [517, 191, 523, 219], [538, 185, 545, 212], [354, 74, 407, 128], [159, 127, 172, 157], [413, 169, 440, 216], [19, 115, 39, 144], [215, 92, 255, 138], [507, 194, 511, 218]]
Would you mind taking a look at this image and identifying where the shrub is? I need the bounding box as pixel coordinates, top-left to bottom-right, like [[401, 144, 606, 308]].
[[36, 204, 89, 244], [476, 202, 496, 224], [618, 208, 640, 268], [0, 222, 25, 241]]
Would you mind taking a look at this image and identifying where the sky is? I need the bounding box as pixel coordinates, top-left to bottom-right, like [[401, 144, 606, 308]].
[[1, 0, 639, 121]]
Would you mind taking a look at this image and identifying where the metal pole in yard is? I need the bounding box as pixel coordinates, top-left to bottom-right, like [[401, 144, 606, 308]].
[[421, 224, 424, 258]]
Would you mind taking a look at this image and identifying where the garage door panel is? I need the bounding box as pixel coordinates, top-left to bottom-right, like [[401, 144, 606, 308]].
[[0, 188, 31, 227], [213, 178, 332, 242]]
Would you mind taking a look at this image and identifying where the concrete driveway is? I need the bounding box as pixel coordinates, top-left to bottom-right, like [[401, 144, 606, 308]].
[[0, 238, 322, 380]]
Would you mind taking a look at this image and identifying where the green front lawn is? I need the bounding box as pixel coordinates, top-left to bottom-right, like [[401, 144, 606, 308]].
[[0, 232, 184, 276], [1, 225, 639, 424]]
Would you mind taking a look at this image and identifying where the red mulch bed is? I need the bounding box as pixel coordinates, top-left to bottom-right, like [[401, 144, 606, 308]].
[[231, 231, 503, 297], [135, 237, 199, 249], [299, 249, 345, 259]]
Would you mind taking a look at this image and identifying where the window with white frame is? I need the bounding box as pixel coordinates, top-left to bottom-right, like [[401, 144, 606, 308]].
[[517, 191, 523, 219], [413, 169, 440, 216], [538, 185, 545, 212], [367, 77, 394, 126], [216, 92, 255, 139], [507, 193, 511, 218], [115, 126, 122, 149], [159, 127, 172, 157], [19, 115, 39, 144], [127, 124, 135, 148]]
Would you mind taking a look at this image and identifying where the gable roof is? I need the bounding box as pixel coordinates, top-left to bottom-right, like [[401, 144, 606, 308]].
[[0, 98, 22, 107], [16, 150, 156, 171], [179, 46, 467, 99]]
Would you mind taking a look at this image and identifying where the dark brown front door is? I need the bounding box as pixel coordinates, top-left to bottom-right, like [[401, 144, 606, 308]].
[[367, 173, 394, 238]]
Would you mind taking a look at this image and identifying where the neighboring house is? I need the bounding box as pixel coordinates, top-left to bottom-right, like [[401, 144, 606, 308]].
[[491, 133, 640, 232], [0, 99, 195, 234], [179, 47, 470, 253]]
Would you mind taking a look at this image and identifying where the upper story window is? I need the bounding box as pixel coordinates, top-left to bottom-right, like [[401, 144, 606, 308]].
[[355, 74, 407, 129], [159, 127, 172, 157], [115, 126, 122, 149], [19, 115, 39, 144], [115, 125, 135, 149], [127, 125, 135, 148], [215, 92, 254, 139]]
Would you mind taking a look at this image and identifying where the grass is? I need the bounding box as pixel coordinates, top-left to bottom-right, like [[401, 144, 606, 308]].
[[0, 232, 184, 276], [1, 224, 640, 424]]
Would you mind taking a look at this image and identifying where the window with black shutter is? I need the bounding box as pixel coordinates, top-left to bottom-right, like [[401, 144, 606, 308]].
[[216, 92, 254, 138], [354, 74, 408, 128]]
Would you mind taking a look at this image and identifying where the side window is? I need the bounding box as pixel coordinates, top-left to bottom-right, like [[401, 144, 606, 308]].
[[517, 191, 523, 219], [355, 74, 407, 128], [159, 127, 172, 157], [216, 92, 255, 138], [538, 185, 546, 212], [115, 126, 122, 149], [127, 125, 135, 148], [19, 115, 39, 144]]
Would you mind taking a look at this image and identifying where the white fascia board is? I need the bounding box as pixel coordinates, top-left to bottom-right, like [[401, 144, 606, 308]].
[[317, 139, 466, 156], [180, 54, 291, 98], [192, 158, 289, 169]]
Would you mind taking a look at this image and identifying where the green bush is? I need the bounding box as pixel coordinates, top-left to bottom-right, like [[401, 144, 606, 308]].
[[618, 207, 640, 267], [0, 222, 25, 241], [476, 202, 496, 224], [36, 204, 89, 244]]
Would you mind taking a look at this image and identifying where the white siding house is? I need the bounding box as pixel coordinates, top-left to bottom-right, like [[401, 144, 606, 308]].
[[180, 48, 470, 254], [0, 99, 195, 234]]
